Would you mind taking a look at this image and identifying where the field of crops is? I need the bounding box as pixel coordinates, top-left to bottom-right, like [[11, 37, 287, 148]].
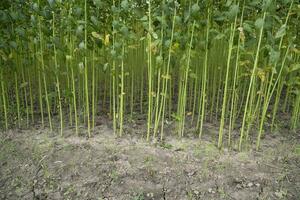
[[0, 0, 300, 199]]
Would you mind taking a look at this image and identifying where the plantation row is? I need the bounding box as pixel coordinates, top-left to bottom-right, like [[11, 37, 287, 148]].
[[0, 0, 299, 150]]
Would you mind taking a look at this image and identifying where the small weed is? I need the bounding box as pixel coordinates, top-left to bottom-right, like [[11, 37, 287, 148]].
[[294, 145, 300, 155], [160, 142, 173, 149], [110, 169, 119, 182], [132, 193, 145, 200]]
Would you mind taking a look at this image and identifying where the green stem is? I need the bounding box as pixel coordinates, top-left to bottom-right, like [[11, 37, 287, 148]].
[[1, 71, 8, 130], [146, 0, 153, 141], [239, 11, 266, 151], [52, 11, 63, 136], [84, 0, 90, 137]]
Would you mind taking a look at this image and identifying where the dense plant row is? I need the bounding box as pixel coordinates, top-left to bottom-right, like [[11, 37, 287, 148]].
[[0, 0, 299, 150]]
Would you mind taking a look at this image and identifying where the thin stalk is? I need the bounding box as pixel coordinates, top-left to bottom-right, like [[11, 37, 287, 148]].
[[52, 11, 63, 136], [84, 0, 91, 137], [21, 67, 29, 128], [160, 5, 177, 140], [14, 72, 21, 128], [112, 0, 117, 135], [146, 0, 153, 141], [218, 12, 238, 149], [37, 1, 52, 131], [178, 20, 196, 137], [1, 71, 8, 130], [257, 45, 290, 149], [239, 11, 266, 150], [28, 68, 34, 123], [119, 45, 125, 137], [228, 1, 245, 147], [92, 42, 96, 130], [197, 7, 211, 138]]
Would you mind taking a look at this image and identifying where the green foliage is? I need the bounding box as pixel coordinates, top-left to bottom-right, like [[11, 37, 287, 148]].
[[0, 0, 299, 151]]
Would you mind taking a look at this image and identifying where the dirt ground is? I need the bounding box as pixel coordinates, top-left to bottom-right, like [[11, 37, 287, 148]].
[[0, 119, 299, 200]]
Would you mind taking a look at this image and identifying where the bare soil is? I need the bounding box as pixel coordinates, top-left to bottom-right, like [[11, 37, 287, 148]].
[[0, 120, 299, 200]]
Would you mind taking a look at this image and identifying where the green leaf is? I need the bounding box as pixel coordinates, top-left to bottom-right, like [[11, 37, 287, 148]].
[[156, 55, 163, 65], [63, 89, 73, 98], [103, 63, 109, 72], [9, 41, 17, 49], [225, 0, 233, 7], [288, 64, 300, 73], [171, 113, 181, 121], [262, 0, 272, 11], [214, 33, 225, 40], [20, 82, 28, 88], [110, 49, 117, 57], [272, 67, 277, 74], [121, 0, 129, 10], [78, 62, 84, 72], [74, 7, 83, 17], [191, 4, 200, 15], [91, 32, 102, 40], [120, 25, 129, 36], [275, 25, 286, 39], [32, 3, 39, 12], [91, 16, 99, 26], [243, 22, 254, 34], [76, 25, 84, 36], [160, 143, 173, 149], [189, 72, 197, 79], [152, 32, 158, 40], [175, 16, 182, 24], [93, 0, 102, 7], [227, 5, 239, 19], [79, 41, 85, 49], [255, 18, 264, 30], [111, 6, 119, 14], [47, 0, 54, 6], [66, 55, 73, 60], [269, 49, 280, 64], [47, 91, 57, 99], [140, 16, 147, 21], [0, 50, 8, 61]]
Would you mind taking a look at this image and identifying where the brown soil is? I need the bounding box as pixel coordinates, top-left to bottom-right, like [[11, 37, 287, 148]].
[[0, 121, 299, 200]]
